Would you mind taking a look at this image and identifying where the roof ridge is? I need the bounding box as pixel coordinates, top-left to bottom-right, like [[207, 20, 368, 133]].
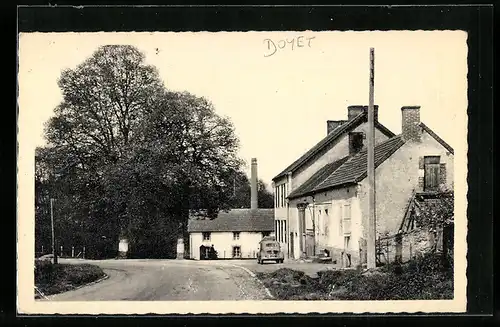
[[272, 112, 397, 181], [310, 135, 405, 193], [272, 112, 368, 181]]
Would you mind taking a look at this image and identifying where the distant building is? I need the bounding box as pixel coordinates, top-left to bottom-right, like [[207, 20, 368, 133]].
[[274, 105, 454, 267], [187, 158, 275, 260], [187, 208, 274, 260]]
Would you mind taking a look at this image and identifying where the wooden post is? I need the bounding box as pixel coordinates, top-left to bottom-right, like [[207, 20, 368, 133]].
[[71, 246, 75, 258], [83, 246, 86, 259], [50, 198, 58, 264], [367, 48, 377, 269], [395, 233, 403, 263], [60, 246, 63, 258]]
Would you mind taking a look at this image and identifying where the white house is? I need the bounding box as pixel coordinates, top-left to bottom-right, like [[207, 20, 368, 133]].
[[272, 105, 396, 259], [187, 158, 275, 260], [187, 208, 274, 260]]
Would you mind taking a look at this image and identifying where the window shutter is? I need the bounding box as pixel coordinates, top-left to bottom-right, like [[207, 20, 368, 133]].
[[418, 157, 424, 169], [425, 163, 440, 191]]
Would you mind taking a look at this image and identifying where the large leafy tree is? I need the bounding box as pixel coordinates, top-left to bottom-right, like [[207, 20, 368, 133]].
[[37, 45, 244, 258]]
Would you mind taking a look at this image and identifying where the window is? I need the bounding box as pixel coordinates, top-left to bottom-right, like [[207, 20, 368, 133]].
[[275, 184, 286, 208], [349, 132, 364, 154], [202, 232, 211, 241], [282, 184, 284, 206], [277, 185, 280, 207], [334, 204, 342, 236], [281, 220, 286, 243], [342, 204, 351, 235], [424, 156, 441, 191], [232, 246, 241, 258], [317, 210, 322, 236], [344, 235, 351, 249], [278, 220, 283, 242], [233, 232, 240, 240], [324, 208, 330, 238], [275, 183, 287, 208]]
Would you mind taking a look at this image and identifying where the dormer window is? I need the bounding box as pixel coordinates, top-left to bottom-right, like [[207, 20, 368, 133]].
[[349, 132, 364, 154]]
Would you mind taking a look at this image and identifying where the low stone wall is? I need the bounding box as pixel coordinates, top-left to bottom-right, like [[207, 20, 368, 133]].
[[377, 226, 446, 265]]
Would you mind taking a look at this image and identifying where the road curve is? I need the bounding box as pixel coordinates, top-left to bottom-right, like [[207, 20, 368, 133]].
[[45, 259, 271, 301]]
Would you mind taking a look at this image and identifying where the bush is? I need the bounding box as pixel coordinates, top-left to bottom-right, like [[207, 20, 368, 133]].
[[258, 253, 453, 300], [35, 261, 106, 296]]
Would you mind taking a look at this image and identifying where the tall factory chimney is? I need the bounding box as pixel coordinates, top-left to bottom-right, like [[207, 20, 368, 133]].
[[251, 158, 258, 210]]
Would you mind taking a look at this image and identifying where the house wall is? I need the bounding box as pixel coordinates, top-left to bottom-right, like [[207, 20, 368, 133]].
[[274, 122, 390, 260], [288, 185, 361, 266], [358, 129, 455, 241], [273, 178, 289, 257], [291, 123, 390, 192], [189, 231, 268, 260]]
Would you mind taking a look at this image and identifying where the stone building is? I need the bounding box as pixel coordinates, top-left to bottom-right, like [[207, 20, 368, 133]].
[[272, 105, 396, 259], [274, 105, 454, 267]]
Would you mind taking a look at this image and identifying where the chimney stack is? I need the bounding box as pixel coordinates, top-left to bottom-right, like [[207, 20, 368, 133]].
[[327, 120, 346, 135], [401, 106, 421, 142], [348, 105, 379, 121], [251, 158, 258, 210]]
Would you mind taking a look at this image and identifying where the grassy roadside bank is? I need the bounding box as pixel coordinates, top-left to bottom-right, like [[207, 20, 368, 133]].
[[256, 253, 453, 300], [35, 260, 106, 296]]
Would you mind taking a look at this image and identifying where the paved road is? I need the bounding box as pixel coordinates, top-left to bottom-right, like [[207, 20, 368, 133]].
[[46, 259, 271, 301]]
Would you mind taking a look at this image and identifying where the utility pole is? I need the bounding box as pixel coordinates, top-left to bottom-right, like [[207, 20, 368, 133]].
[[367, 48, 377, 269], [50, 198, 58, 264]]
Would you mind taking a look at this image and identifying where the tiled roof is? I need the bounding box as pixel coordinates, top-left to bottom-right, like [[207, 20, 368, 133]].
[[420, 123, 454, 155], [187, 208, 274, 233], [287, 156, 350, 199], [272, 112, 395, 181], [311, 135, 405, 193]]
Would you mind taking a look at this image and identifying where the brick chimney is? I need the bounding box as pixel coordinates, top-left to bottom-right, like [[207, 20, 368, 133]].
[[327, 120, 346, 134], [348, 105, 379, 121], [401, 106, 421, 142], [251, 158, 258, 210]]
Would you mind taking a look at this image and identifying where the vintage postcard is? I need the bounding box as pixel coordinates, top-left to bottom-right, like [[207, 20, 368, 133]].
[[17, 30, 468, 314]]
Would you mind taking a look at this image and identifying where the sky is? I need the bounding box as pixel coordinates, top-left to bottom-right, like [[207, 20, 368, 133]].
[[18, 31, 468, 187]]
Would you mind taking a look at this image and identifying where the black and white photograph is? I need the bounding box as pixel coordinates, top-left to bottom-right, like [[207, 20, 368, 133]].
[[17, 30, 468, 314]]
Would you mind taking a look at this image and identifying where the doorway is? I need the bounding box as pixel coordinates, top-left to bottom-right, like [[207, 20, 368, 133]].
[[305, 230, 315, 257]]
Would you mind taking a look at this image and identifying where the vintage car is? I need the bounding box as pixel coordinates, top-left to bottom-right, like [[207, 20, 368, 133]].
[[257, 236, 284, 264]]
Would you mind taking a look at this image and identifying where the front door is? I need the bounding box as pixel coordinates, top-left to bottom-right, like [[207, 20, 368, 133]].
[[305, 230, 315, 257], [289, 232, 294, 258]]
